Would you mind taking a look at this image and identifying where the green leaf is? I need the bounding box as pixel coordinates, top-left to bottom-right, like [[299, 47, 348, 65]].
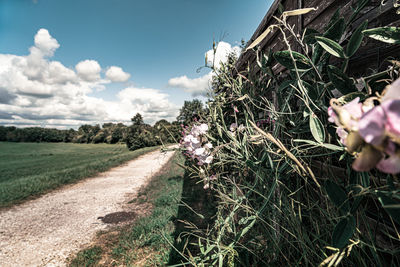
[[293, 139, 344, 151], [316, 36, 346, 58], [346, 20, 368, 57], [332, 216, 356, 248], [327, 65, 357, 94], [309, 113, 325, 143], [325, 17, 345, 42], [312, 17, 345, 64], [325, 9, 340, 32], [377, 193, 400, 225], [302, 81, 319, 101], [274, 51, 312, 71], [304, 28, 320, 45], [363, 27, 400, 44], [325, 180, 350, 212]]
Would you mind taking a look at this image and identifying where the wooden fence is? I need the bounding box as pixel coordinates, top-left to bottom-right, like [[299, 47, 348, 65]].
[[237, 0, 400, 77]]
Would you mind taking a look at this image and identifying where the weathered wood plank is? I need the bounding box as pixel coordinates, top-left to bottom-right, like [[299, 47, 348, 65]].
[[236, 0, 400, 77]]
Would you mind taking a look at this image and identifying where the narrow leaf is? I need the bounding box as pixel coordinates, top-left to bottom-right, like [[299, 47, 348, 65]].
[[282, 7, 317, 17], [274, 50, 312, 71], [363, 27, 400, 44], [332, 216, 356, 248], [293, 139, 344, 151], [346, 20, 368, 57], [325, 17, 345, 42], [246, 25, 275, 51], [316, 36, 346, 58], [327, 65, 357, 94], [309, 113, 325, 143]]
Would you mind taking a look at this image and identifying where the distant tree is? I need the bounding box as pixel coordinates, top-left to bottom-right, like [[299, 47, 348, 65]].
[[176, 99, 205, 126], [154, 119, 171, 129], [63, 129, 76, 142], [0, 126, 6, 141], [131, 113, 144, 126]]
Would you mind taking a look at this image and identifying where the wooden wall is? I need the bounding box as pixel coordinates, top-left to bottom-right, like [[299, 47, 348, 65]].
[[236, 0, 400, 77]]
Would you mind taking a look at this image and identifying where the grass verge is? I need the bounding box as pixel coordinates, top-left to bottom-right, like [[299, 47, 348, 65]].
[[0, 142, 159, 207], [69, 151, 185, 266]]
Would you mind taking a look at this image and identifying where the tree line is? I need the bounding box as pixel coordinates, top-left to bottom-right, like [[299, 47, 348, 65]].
[[0, 99, 206, 150]]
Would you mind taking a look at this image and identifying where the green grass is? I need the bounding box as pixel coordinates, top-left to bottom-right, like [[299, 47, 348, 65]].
[[0, 142, 159, 207], [69, 152, 185, 266], [69, 246, 103, 267]]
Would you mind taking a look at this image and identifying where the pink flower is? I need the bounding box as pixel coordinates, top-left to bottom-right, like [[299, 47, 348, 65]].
[[205, 142, 213, 149], [383, 99, 400, 137], [210, 175, 217, 180], [204, 155, 213, 164], [330, 97, 363, 131], [377, 154, 400, 174], [358, 105, 386, 145], [230, 123, 238, 132], [234, 106, 239, 113], [336, 127, 348, 145], [195, 147, 206, 156], [382, 77, 400, 102]]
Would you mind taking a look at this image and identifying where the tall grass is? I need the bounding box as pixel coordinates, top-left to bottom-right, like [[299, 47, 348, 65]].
[[0, 142, 159, 207], [178, 3, 400, 266]]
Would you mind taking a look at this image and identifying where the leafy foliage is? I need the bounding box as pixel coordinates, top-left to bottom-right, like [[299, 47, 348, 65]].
[[177, 4, 400, 267]]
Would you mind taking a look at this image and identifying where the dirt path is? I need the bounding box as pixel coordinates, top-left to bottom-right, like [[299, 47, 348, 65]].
[[0, 148, 176, 267]]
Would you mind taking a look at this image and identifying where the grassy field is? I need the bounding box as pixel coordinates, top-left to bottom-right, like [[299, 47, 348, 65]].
[[0, 142, 158, 207], [69, 152, 187, 266]]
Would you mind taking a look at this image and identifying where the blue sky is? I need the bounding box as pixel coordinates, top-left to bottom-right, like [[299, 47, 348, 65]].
[[0, 0, 271, 128]]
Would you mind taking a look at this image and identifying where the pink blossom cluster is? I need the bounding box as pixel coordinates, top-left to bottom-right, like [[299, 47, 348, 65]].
[[328, 78, 400, 174], [180, 123, 214, 166]]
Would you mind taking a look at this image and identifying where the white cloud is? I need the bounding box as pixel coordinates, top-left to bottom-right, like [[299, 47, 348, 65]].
[[205, 41, 241, 69], [75, 60, 101, 82], [105, 66, 131, 82], [168, 41, 241, 96], [168, 73, 212, 96], [0, 29, 178, 129], [33, 29, 60, 57]]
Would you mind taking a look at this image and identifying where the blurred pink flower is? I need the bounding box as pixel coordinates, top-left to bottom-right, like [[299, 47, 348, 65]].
[[376, 154, 400, 174], [358, 106, 386, 145], [383, 99, 400, 137], [329, 97, 363, 131], [336, 127, 348, 145]]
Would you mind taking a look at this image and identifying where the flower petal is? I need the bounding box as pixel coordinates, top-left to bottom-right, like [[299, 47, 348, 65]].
[[382, 77, 400, 102], [382, 99, 400, 137], [336, 127, 348, 145], [358, 106, 386, 145], [352, 145, 383, 172], [376, 154, 400, 174]]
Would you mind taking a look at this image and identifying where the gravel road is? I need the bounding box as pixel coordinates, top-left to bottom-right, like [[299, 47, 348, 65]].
[[0, 148, 175, 267]]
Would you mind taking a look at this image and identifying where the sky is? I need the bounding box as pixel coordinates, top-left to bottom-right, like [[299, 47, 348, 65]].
[[0, 0, 272, 128]]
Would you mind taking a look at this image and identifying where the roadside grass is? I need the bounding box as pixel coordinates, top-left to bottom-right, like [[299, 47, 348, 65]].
[[69, 246, 103, 267], [0, 142, 159, 207], [69, 151, 185, 267]]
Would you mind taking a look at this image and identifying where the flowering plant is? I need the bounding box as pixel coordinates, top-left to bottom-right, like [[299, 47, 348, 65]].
[[180, 123, 214, 165], [329, 78, 400, 173]]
